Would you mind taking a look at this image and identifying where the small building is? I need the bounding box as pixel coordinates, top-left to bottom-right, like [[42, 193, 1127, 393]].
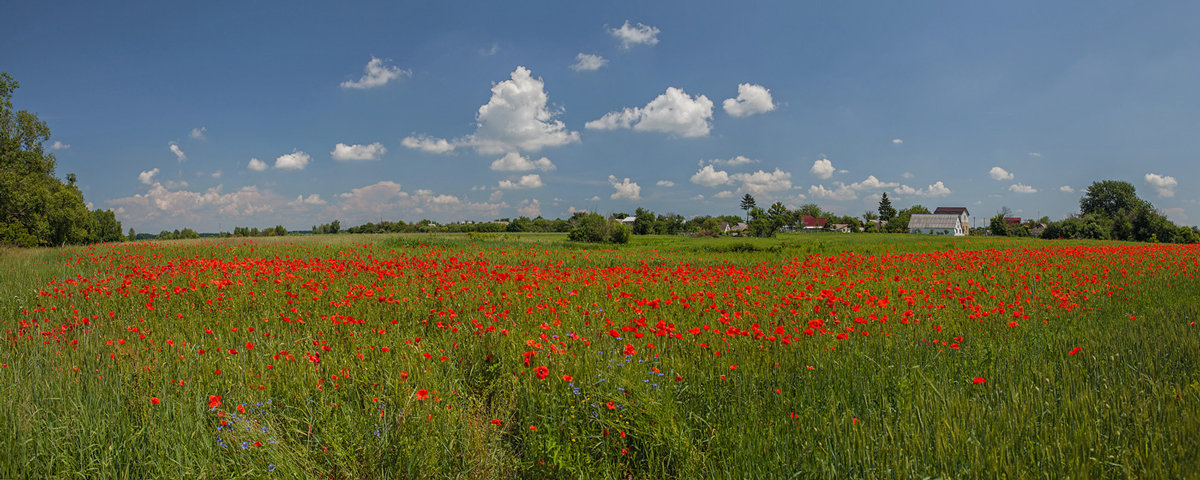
[[1004, 217, 1022, 226], [830, 223, 852, 233], [618, 216, 637, 225], [908, 214, 964, 236], [801, 215, 828, 230], [933, 207, 970, 236]]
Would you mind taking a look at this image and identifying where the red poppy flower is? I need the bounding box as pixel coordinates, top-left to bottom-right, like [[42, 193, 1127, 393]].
[[150, 397, 161, 405], [208, 395, 222, 408], [535, 366, 549, 380], [416, 389, 429, 400], [1068, 347, 1082, 356], [561, 374, 573, 382], [972, 377, 986, 384]]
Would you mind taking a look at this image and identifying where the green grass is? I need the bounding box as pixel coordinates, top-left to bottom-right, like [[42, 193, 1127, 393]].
[[1, 234, 1197, 479]]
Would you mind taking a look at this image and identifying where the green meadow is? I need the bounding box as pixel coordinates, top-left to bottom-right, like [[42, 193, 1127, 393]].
[[1, 233, 1197, 479]]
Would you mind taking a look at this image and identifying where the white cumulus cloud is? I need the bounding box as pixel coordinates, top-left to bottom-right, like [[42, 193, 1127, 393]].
[[340, 57, 411, 90], [690, 164, 731, 187], [190, 126, 207, 140], [713, 191, 734, 199], [712, 155, 757, 166], [401, 134, 456, 154], [274, 150, 311, 170], [731, 169, 792, 194], [892, 138, 903, 144], [656, 180, 675, 187], [608, 175, 640, 200], [517, 199, 541, 217], [895, 181, 952, 197], [490, 152, 556, 172], [138, 168, 159, 185], [586, 87, 714, 138], [331, 142, 386, 162], [1009, 183, 1037, 194], [49, 140, 70, 150], [1060, 185, 1075, 193], [247, 158, 268, 172], [498, 174, 544, 190], [570, 53, 608, 72], [808, 184, 858, 201], [169, 142, 186, 162], [1145, 173, 1178, 198], [989, 166, 1014, 181], [847, 175, 898, 191], [810, 159, 835, 180], [289, 194, 327, 206], [609, 20, 660, 49], [722, 83, 775, 117]]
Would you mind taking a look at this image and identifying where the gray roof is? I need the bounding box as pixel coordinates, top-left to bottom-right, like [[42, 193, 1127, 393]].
[[907, 214, 960, 230]]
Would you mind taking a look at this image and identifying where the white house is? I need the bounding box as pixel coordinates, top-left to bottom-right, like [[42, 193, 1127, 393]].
[[907, 214, 964, 236], [932, 207, 970, 235]]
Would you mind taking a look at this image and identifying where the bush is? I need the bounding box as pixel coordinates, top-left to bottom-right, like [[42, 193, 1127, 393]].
[[567, 213, 630, 244]]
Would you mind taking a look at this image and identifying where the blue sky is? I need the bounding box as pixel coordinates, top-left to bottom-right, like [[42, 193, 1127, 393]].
[[4, 1, 1199, 232]]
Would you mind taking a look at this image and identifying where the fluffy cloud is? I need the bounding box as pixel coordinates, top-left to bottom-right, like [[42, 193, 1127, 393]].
[[331, 142, 386, 162], [274, 150, 311, 170], [989, 166, 1014, 181], [1059, 185, 1075, 193], [712, 155, 757, 166], [288, 194, 327, 206], [609, 20, 660, 49], [895, 181, 952, 197], [401, 135, 456, 154], [808, 184, 857, 201], [404, 67, 578, 155], [138, 168, 159, 185], [337, 180, 409, 214], [190, 126, 207, 140], [247, 158, 268, 171], [892, 138, 903, 144], [517, 199, 541, 218], [490, 152, 556, 172], [1145, 173, 1178, 198], [690, 164, 731, 187], [847, 175, 898, 191], [713, 191, 734, 199], [1009, 183, 1037, 194], [570, 53, 608, 71], [169, 142, 186, 162], [810, 159, 835, 180], [498, 174, 544, 190], [340, 57, 411, 90], [731, 169, 791, 194], [49, 140, 70, 150], [109, 183, 282, 223], [586, 87, 714, 138], [608, 175, 640, 200], [656, 180, 675, 187], [722, 84, 775, 117]]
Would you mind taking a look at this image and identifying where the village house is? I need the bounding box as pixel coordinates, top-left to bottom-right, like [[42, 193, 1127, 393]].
[[908, 207, 970, 236], [801, 215, 827, 230]]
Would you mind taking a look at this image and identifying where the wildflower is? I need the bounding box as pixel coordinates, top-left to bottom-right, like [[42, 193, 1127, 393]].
[[973, 377, 986, 385], [150, 397, 161, 405], [535, 366, 549, 380], [416, 389, 429, 400], [562, 374, 573, 382]]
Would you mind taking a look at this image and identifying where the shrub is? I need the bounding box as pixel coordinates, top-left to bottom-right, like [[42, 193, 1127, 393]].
[[567, 213, 630, 244]]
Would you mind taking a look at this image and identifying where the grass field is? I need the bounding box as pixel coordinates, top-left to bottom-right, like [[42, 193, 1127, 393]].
[[1, 233, 1198, 479]]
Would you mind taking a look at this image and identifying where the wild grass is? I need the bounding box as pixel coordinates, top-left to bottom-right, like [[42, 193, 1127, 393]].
[[0, 234, 1196, 479]]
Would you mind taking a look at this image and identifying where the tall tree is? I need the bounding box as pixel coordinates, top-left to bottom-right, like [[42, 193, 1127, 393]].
[[877, 193, 897, 224], [1, 72, 100, 247], [1080, 180, 1147, 218], [739, 194, 756, 222]]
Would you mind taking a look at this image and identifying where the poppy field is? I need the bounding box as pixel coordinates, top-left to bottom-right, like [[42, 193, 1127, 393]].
[[1, 234, 1198, 478]]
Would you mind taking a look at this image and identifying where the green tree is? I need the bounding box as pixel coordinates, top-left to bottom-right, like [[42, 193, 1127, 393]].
[[877, 193, 897, 225], [567, 212, 629, 243], [1080, 180, 1147, 218], [127, 227, 136, 241], [740, 194, 756, 222], [1, 72, 100, 247], [632, 207, 656, 235], [88, 208, 124, 243]]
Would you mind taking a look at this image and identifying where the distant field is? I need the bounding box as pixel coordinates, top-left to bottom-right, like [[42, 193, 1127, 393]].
[[1, 234, 1197, 478]]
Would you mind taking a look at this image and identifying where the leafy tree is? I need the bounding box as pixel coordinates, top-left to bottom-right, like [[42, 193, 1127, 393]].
[[632, 207, 657, 235], [748, 204, 789, 237], [739, 194, 756, 222], [877, 193, 896, 225], [1, 72, 101, 247], [88, 208, 124, 243], [887, 204, 930, 233], [1080, 180, 1147, 218], [127, 227, 136, 242], [567, 212, 629, 243]]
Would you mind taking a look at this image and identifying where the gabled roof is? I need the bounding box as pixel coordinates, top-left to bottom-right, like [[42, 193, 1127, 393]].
[[907, 214, 960, 229], [934, 207, 969, 216], [1004, 217, 1021, 225], [801, 215, 827, 228]]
